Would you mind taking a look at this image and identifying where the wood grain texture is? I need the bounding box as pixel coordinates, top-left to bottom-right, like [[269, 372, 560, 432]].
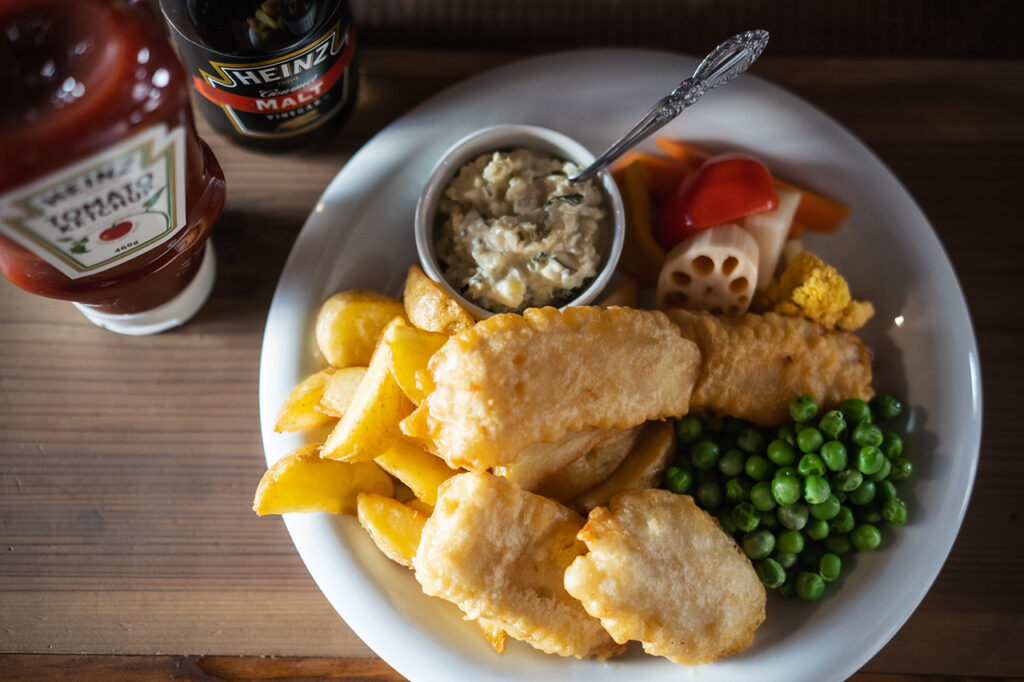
[[1, 49, 1022, 679]]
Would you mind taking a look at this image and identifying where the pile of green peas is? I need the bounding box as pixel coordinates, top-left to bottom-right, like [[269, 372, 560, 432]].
[[662, 394, 911, 601]]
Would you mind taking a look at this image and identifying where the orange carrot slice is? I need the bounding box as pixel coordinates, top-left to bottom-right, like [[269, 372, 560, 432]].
[[617, 160, 666, 284], [611, 152, 689, 203]]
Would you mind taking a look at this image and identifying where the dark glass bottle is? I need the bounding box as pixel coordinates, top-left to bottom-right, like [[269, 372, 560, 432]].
[[160, 0, 358, 152]]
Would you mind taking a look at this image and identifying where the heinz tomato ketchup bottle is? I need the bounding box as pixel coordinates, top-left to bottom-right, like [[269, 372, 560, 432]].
[[0, 0, 225, 335]]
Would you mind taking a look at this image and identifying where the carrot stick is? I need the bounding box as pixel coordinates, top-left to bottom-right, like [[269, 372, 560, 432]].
[[617, 160, 666, 285], [610, 152, 689, 203]]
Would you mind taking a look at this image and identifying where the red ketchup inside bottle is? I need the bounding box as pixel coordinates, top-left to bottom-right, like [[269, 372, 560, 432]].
[[0, 0, 225, 333]]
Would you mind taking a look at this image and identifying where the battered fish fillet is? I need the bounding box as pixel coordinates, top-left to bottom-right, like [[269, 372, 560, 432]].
[[402, 306, 701, 470], [564, 489, 766, 665], [668, 309, 873, 426], [413, 472, 624, 660]]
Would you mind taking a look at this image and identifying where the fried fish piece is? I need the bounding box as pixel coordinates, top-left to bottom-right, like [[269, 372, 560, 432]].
[[537, 424, 644, 504], [402, 306, 701, 471], [564, 489, 766, 665], [493, 428, 620, 491], [668, 309, 873, 426], [413, 472, 624, 660]]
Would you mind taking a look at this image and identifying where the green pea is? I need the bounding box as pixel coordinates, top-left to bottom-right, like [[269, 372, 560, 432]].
[[796, 571, 825, 601], [736, 428, 765, 454], [833, 490, 847, 504], [840, 398, 872, 425], [882, 498, 909, 525], [774, 465, 798, 478], [773, 551, 798, 569], [810, 494, 841, 521], [819, 553, 842, 582], [803, 475, 831, 504], [856, 501, 883, 524], [745, 454, 773, 481], [719, 511, 739, 534], [830, 505, 855, 534], [749, 481, 777, 511], [776, 425, 797, 446], [797, 427, 824, 453], [778, 503, 809, 531], [724, 476, 753, 503], [877, 480, 898, 503], [675, 416, 702, 442], [834, 468, 863, 492], [852, 423, 884, 447], [732, 502, 761, 532], [766, 439, 797, 466], [696, 481, 722, 509], [848, 480, 876, 506], [760, 509, 780, 531], [888, 457, 913, 481], [818, 410, 847, 440], [789, 395, 819, 423], [691, 440, 720, 470], [868, 457, 892, 482], [756, 557, 787, 589], [777, 529, 805, 554], [798, 453, 826, 478], [820, 441, 848, 472], [851, 523, 882, 551], [771, 475, 801, 506], [743, 529, 775, 559], [806, 518, 830, 541], [881, 432, 903, 459], [856, 446, 885, 475], [664, 466, 693, 494], [872, 394, 903, 420], [717, 448, 746, 477], [824, 533, 853, 555]]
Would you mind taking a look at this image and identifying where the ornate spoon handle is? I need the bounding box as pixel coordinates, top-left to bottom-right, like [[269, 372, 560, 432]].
[[569, 29, 770, 184]]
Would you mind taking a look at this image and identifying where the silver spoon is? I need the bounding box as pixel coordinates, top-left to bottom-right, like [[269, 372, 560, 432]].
[[569, 29, 770, 184]]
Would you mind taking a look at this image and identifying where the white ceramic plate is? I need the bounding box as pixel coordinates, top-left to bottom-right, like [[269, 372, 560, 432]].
[[258, 49, 981, 682]]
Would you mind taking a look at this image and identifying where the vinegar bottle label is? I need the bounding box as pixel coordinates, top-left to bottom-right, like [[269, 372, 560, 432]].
[[0, 124, 188, 279], [190, 21, 355, 139]]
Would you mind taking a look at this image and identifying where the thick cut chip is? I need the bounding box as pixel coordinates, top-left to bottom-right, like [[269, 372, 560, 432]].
[[382, 318, 448, 404], [414, 472, 624, 660], [571, 420, 676, 513], [275, 368, 337, 432], [374, 439, 458, 506], [316, 290, 406, 367], [564, 489, 766, 664], [318, 366, 367, 418], [538, 424, 644, 504], [253, 444, 394, 515], [321, 318, 415, 461], [403, 306, 700, 471], [493, 428, 619, 491], [356, 492, 428, 568], [403, 264, 476, 335], [668, 309, 874, 426]]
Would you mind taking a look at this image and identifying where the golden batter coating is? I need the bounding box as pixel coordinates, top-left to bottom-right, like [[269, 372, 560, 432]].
[[564, 489, 766, 665], [402, 306, 701, 470], [668, 309, 873, 426], [413, 472, 624, 660]]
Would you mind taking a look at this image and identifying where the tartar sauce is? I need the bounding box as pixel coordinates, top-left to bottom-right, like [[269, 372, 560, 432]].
[[435, 148, 605, 313]]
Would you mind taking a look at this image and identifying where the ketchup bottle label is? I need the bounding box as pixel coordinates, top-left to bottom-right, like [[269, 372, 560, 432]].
[[190, 22, 355, 139], [0, 125, 187, 279]]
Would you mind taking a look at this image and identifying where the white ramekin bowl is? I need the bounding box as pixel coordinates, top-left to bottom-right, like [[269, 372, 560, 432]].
[[414, 124, 626, 319]]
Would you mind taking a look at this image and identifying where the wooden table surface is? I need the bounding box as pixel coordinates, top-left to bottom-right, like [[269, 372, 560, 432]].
[[2, 49, 1022, 681]]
